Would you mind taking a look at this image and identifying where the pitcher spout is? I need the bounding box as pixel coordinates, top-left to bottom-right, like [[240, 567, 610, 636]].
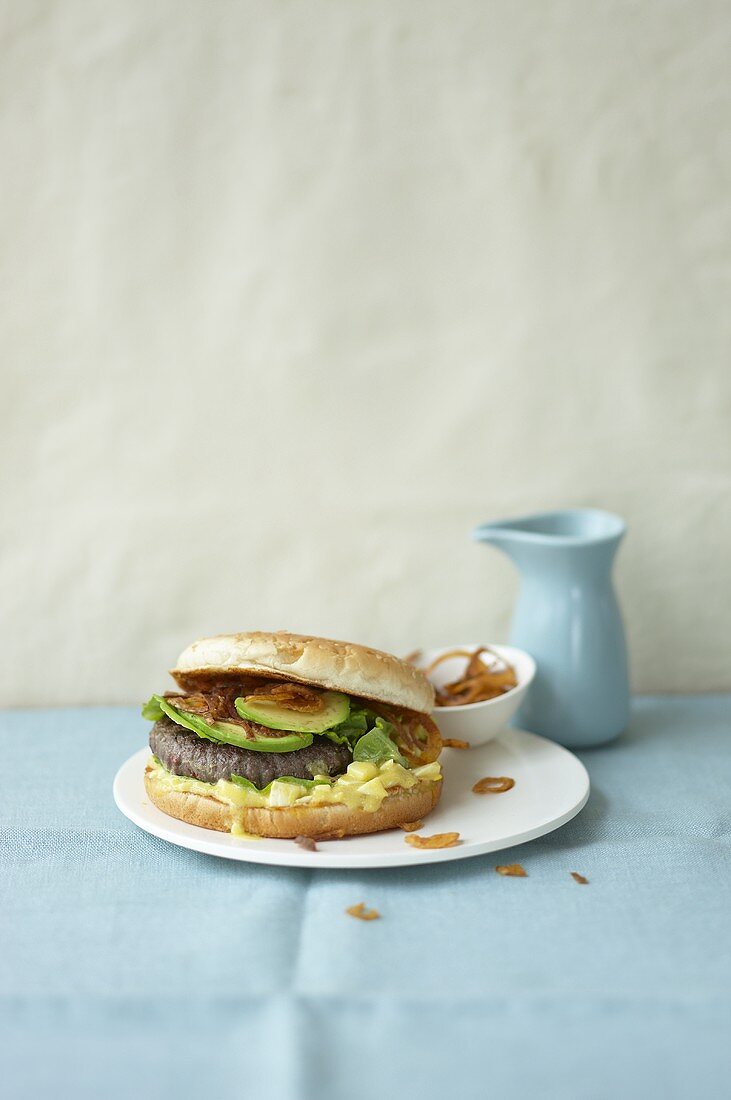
[[473, 509, 627, 571], [473, 510, 625, 546], [473, 522, 509, 546], [472, 521, 536, 568], [472, 522, 524, 556]]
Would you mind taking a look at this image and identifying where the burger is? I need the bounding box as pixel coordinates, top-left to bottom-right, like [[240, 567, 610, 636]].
[[142, 631, 443, 839]]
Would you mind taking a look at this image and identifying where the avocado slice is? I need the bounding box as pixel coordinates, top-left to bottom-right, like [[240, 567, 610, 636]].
[[151, 695, 313, 752], [212, 722, 313, 753], [235, 690, 350, 734]]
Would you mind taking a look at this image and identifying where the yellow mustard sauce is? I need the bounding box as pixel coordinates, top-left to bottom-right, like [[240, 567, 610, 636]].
[[229, 821, 263, 840]]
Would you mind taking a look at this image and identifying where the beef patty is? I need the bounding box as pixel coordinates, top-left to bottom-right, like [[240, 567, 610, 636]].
[[149, 717, 352, 787]]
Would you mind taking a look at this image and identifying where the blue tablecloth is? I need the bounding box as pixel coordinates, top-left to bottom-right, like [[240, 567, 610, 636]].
[[2, 696, 730, 1099]]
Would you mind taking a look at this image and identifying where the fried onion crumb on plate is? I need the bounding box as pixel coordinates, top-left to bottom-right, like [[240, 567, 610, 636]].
[[405, 831, 461, 849], [495, 863, 527, 877], [346, 902, 380, 921], [472, 776, 515, 794]]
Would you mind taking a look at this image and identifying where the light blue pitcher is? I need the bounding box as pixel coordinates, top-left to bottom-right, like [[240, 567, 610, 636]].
[[473, 509, 630, 748]]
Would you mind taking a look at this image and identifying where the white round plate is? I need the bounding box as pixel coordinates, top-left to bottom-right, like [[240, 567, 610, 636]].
[[113, 730, 589, 869]]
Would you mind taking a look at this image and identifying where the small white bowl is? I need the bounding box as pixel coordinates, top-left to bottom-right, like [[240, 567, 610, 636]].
[[415, 644, 536, 748]]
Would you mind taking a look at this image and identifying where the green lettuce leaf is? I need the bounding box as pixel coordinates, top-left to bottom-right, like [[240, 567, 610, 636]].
[[352, 719, 407, 767], [322, 706, 371, 746], [229, 774, 331, 795], [326, 706, 408, 765], [141, 696, 164, 721]]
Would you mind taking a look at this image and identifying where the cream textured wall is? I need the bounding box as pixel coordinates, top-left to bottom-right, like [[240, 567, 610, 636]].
[[2, 0, 730, 705]]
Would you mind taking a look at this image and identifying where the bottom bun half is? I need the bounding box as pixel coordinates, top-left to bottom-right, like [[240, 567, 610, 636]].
[[144, 764, 442, 839]]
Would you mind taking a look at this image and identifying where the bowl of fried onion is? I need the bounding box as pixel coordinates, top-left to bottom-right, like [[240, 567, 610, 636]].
[[409, 644, 536, 747]]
